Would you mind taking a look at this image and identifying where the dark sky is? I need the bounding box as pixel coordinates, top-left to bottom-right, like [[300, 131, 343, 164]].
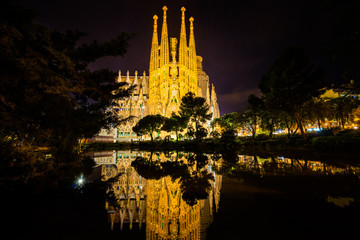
[[18, 0, 339, 115]]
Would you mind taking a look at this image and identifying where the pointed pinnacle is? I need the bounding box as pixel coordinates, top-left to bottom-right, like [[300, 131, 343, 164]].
[[153, 15, 158, 27], [189, 17, 194, 27], [162, 6, 168, 21]]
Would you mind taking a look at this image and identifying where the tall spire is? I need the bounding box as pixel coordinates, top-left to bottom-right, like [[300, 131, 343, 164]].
[[149, 15, 159, 73], [189, 17, 197, 72], [188, 17, 198, 95], [179, 7, 187, 66], [160, 6, 169, 67]]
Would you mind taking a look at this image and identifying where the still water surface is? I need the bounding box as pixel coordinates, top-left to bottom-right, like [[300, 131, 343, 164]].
[[89, 150, 360, 239]]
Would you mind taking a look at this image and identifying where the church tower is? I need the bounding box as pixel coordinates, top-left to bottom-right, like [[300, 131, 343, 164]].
[[148, 6, 199, 117]]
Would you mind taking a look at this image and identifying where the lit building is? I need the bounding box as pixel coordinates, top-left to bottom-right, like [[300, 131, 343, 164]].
[[99, 6, 220, 141]]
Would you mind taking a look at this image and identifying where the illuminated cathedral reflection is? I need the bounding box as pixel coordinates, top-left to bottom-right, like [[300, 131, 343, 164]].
[[89, 150, 360, 239], [93, 151, 222, 239]]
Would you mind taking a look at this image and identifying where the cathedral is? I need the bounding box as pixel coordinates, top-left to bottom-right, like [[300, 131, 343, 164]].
[[96, 6, 220, 142]]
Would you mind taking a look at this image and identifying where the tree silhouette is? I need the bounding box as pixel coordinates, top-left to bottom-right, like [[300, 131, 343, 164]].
[[178, 92, 212, 141], [330, 96, 358, 128], [132, 114, 165, 141], [161, 113, 188, 141], [0, 1, 133, 182], [258, 47, 325, 139]]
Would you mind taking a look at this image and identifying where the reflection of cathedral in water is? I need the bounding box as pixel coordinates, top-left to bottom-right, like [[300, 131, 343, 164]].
[[93, 151, 222, 239]]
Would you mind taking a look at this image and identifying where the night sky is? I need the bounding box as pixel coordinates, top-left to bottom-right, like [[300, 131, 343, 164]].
[[18, 0, 340, 115]]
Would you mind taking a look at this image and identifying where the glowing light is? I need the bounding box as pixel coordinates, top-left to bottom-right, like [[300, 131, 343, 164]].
[[307, 128, 322, 132], [75, 174, 85, 187]]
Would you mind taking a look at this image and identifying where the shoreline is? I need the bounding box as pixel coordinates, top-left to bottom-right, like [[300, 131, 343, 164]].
[[83, 134, 360, 163]]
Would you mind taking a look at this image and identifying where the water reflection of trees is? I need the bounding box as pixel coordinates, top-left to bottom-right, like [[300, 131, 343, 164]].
[[215, 151, 360, 198], [131, 152, 214, 206], [217, 152, 360, 177]]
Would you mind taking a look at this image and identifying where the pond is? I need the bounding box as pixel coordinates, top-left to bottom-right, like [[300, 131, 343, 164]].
[[87, 150, 360, 239]]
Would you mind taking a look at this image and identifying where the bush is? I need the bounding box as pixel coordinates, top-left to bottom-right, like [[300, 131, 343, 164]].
[[221, 130, 236, 143], [311, 134, 360, 150], [255, 134, 269, 141]]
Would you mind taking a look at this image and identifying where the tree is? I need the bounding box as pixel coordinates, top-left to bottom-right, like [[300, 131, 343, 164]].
[[353, 106, 360, 125], [161, 113, 187, 141], [0, 1, 133, 182], [239, 94, 263, 138], [178, 92, 212, 141], [258, 47, 325, 139], [212, 112, 241, 132], [329, 96, 359, 128], [304, 98, 331, 129], [278, 111, 298, 137], [132, 114, 165, 141], [259, 107, 280, 137]]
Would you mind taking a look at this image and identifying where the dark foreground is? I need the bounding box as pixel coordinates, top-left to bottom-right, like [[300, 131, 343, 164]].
[[3, 177, 359, 240], [208, 177, 359, 240], [3, 185, 146, 240]]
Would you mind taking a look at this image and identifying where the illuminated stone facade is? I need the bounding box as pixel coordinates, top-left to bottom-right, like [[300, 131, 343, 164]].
[[148, 6, 199, 116], [115, 71, 148, 140], [113, 6, 220, 141]]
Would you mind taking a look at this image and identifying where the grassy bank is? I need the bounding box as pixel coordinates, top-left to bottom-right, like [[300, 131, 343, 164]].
[[239, 128, 360, 151], [84, 129, 360, 152]]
